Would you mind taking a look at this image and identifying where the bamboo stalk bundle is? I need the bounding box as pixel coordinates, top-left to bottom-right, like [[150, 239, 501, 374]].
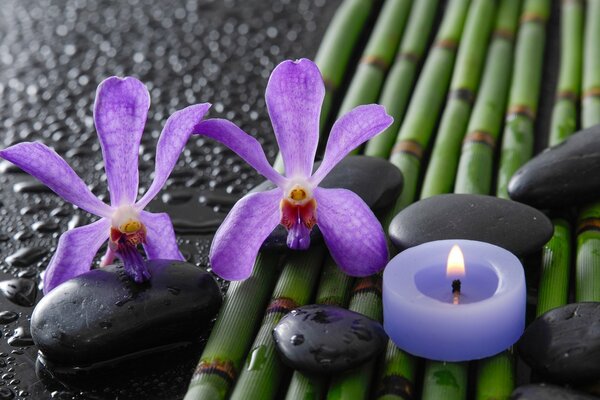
[[229, 248, 325, 400], [537, 0, 582, 316], [420, 0, 497, 198], [336, 0, 413, 121], [576, 0, 600, 302], [364, 0, 439, 159]]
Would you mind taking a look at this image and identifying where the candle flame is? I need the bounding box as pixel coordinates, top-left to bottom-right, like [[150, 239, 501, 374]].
[[446, 244, 466, 278]]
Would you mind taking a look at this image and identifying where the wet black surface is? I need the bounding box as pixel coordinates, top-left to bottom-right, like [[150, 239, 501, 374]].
[[0, 0, 341, 398]]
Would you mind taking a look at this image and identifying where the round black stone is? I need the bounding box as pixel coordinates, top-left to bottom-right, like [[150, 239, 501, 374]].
[[31, 260, 222, 367], [272, 304, 387, 374], [388, 194, 553, 256], [518, 302, 600, 385]]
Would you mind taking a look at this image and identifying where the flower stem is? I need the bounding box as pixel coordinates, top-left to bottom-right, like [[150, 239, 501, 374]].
[[228, 248, 325, 400], [364, 0, 439, 159], [575, 0, 600, 303], [184, 252, 281, 400]]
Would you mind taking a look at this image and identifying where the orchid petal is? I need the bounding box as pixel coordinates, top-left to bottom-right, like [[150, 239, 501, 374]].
[[44, 218, 111, 294], [94, 76, 150, 207], [311, 105, 393, 185], [314, 187, 388, 276], [266, 58, 324, 178], [0, 142, 112, 217], [210, 188, 282, 280], [136, 103, 211, 208], [193, 118, 286, 187], [140, 211, 184, 260]]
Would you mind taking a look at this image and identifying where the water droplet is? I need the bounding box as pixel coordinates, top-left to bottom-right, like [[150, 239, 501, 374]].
[[290, 334, 304, 346], [5, 247, 46, 267], [7, 326, 33, 347], [0, 312, 18, 324], [0, 279, 37, 307], [247, 345, 267, 371]]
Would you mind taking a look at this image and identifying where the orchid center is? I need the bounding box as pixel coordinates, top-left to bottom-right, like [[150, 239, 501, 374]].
[[280, 182, 317, 251], [285, 183, 313, 206], [111, 205, 143, 234]]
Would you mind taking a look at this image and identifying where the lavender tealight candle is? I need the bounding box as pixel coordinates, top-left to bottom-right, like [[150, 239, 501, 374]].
[[383, 239, 525, 362]]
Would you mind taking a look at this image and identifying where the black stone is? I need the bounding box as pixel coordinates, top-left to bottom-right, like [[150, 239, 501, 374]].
[[511, 384, 599, 400], [508, 126, 600, 209], [0, 279, 37, 307], [388, 194, 553, 256], [31, 260, 222, 366], [259, 156, 403, 250], [518, 302, 600, 385], [272, 304, 387, 374]]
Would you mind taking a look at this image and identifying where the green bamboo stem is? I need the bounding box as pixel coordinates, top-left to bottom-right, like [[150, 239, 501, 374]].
[[495, 0, 551, 199], [420, 0, 497, 198], [575, 0, 600, 303], [373, 345, 417, 400], [273, 0, 374, 172], [229, 248, 325, 400], [336, 0, 413, 122], [284, 255, 354, 400], [476, 351, 515, 400], [326, 275, 383, 400], [536, 0, 582, 316], [184, 252, 281, 400], [388, 0, 471, 215], [454, 0, 521, 195], [363, 0, 439, 159], [421, 362, 468, 400]]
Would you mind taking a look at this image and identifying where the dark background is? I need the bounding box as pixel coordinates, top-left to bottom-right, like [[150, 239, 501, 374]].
[[0, 0, 561, 399]]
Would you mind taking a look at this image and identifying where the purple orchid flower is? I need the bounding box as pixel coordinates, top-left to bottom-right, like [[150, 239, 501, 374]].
[[193, 58, 393, 280], [0, 77, 210, 294]]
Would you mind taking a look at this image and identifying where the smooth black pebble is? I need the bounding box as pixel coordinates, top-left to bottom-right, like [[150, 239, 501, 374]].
[[388, 194, 553, 256], [0, 279, 37, 307], [518, 302, 600, 385], [511, 384, 599, 400], [31, 260, 222, 367], [272, 304, 387, 374], [260, 156, 403, 250], [508, 125, 600, 209]]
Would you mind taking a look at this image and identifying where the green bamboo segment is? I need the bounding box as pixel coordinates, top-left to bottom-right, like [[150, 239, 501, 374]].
[[421, 362, 468, 400], [582, 0, 600, 129], [184, 252, 281, 400], [326, 275, 383, 400], [388, 0, 471, 213], [496, 0, 551, 198], [229, 248, 325, 400], [273, 0, 374, 172], [373, 345, 417, 400], [420, 0, 497, 198], [454, 0, 522, 195], [336, 0, 413, 122], [363, 0, 439, 159], [284, 255, 353, 400], [476, 351, 515, 400], [537, 218, 572, 316]]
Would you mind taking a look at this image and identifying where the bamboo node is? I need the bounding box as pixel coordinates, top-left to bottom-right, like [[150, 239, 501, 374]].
[[397, 51, 420, 64], [193, 359, 237, 384], [433, 38, 459, 51], [577, 218, 600, 235], [375, 374, 414, 399], [520, 12, 547, 25], [506, 105, 536, 120], [492, 28, 515, 42], [463, 130, 496, 149], [352, 275, 382, 296], [583, 87, 600, 99], [265, 296, 299, 315], [448, 88, 475, 105], [391, 139, 424, 159], [360, 55, 390, 72], [556, 90, 579, 102]]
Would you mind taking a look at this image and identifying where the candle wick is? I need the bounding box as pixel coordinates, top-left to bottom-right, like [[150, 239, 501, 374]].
[[452, 279, 461, 305]]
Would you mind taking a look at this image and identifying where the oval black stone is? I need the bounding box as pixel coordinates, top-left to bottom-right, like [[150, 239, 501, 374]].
[[508, 125, 600, 209], [31, 260, 222, 366], [259, 156, 403, 250], [518, 302, 600, 385], [388, 194, 553, 256], [272, 304, 387, 374], [511, 384, 599, 400]]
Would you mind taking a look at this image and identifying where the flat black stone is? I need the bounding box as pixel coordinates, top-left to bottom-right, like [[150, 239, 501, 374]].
[[388, 194, 553, 256], [508, 125, 600, 209], [272, 304, 387, 374], [518, 302, 600, 385], [31, 260, 222, 367], [511, 384, 599, 400], [259, 156, 403, 250]]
